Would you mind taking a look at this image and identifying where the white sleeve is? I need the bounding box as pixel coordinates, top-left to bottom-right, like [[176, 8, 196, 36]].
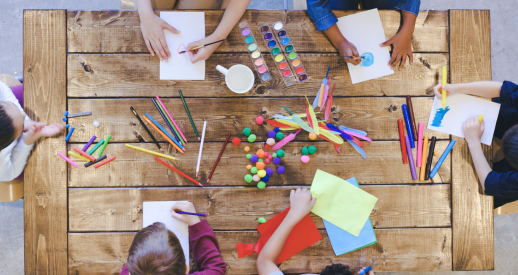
[[0, 81, 24, 114], [0, 132, 34, 182]]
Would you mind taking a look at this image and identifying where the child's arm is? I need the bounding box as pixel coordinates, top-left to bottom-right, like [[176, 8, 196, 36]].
[[463, 116, 492, 190], [380, 11, 416, 71], [433, 81, 503, 99], [186, 0, 251, 63], [256, 188, 316, 275]]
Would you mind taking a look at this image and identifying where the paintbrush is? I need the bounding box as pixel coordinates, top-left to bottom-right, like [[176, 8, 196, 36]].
[[342, 55, 365, 59], [179, 39, 226, 54]]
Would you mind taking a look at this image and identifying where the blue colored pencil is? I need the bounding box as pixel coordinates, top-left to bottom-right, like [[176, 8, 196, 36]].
[[82, 135, 96, 152], [174, 211, 207, 217], [144, 113, 185, 151], [402, 104, 415, 148], [429, 139, 456, 178], [65, 127, 74, 142]]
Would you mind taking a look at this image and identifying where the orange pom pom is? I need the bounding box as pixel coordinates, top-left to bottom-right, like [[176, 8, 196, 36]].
[[256, 162, 265, 170], [256, 149, 265, 158]]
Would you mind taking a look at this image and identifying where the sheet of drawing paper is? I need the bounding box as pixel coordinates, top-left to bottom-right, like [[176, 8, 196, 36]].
[[427, 94, 500, 145], [323, 177, 377, 256], [310, 169, 378, 237], [143, 201, 189, 263], [160, 12, 205, 80], [336, 9, 394, 84], [254, 207, 322, 264]]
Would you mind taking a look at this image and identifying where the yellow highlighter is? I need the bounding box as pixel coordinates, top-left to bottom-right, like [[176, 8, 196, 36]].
[[479, 114, 484, 124], [442, 66, 447, 109]]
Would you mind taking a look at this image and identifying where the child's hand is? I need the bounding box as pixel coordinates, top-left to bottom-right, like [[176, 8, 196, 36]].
[[286, 188, 316, 222], [186, 35, 223, 63], [140, 13, 180, 61], [170, 202, 201, 226], [463, 116, 485, 144], [339, 41, 361, 65], [24, 123, 64, 145], [433, 83, 459, 99], [358, 267, 374, 275], [381, 29, 413, 71]]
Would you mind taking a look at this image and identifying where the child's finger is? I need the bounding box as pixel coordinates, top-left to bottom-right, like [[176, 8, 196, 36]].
[[409, 51, 414, 64], [310, 196, 317, 207], [163, 22, 180, 34], [159, 37, 171, 59], [481, 120, 485, 132], [399, 55, 407, 70], [150, 40, 164, 60], [380, 37, 393, 47], [145, 39, 155, 56]]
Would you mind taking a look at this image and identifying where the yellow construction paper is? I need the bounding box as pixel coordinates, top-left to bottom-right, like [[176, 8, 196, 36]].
[[310, 169, 378, 237]]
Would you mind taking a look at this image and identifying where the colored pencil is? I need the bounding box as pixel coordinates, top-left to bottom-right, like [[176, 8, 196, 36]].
[[74, 147, 96, 161], [405, 136, 417, 180], [402, 104, 415, 148], [178, 39, 225, 54], [283, 105, 293, 115], [156, 96, 188, 143], [88, 139, 105, 155], [398, 119, 408, 164], [144, 114, 185, 152], [417, 122, 423, 167], [406, 96, 417, 139], [142, 116, 185, 154], [68, 151, 90, 162], [442, 66, 447, 109], [98, 135, 111, 157], [419, 136, 429, 181], [85, 155, 107, 168], [125, 144, 179, 161], [65, 127, 74, 142], [174, 211, 207, 217], [155, 157, 203, 187], [207, 133, 231, 184], [58, 152, 78, 168], [425, 136, 437, 180], [430, 139, 456, 178], [178, 90, 199, 140], [152, 98, 182, 144], [82, 135, 97, 152], [68, 111, 92, 118], [94, 156, 116, 169], [130, 106, 163, 152], [196, 120, 207, 177], [318, 66, 330, 108]]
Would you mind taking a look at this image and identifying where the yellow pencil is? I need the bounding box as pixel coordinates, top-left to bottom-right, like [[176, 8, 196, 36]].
[[68, 151, 90, 162], [479, 114, 484, 124], [125, 144, 179, 161], [442, 66, 447, 109], [419, 136, 429, 181]]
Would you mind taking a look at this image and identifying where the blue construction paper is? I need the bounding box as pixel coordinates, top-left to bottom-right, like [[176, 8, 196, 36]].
[[324, 177, 377, 256]]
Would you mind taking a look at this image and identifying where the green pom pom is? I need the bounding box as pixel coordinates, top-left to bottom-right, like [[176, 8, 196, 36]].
[[257, 181, 266, 189], [301, 146, 309, 155], [251, 167, 258, 174], [258, 158, 263, 162], [272, 153, 277, 158], [277, 149, 285, 158], [258, 217, 267, 223], [243, 128, 251, 136], [246, 154, 252, 159], [248, 134, 257, 143], [244, 174, 253, 183], [308, 145, 317, 154], [275, 131, 284, 140]]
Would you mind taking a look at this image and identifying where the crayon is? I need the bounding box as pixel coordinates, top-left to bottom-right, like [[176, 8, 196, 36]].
[[402, 104, 415, 148], [479, 114, 484, 124], [417, 122, 423, 167], [142, 116, 185, 154], [406, 96, 417, 140], [88, 139, 105, 155], [98, 135, 111, 157], [425, 136, 437, 180], [65, 127, 74, 142], [57, 152, 78, 168], [442, 66, 447, 109], [130, 106, 163, 152], [405, 136, 417, 180], [398, 119, 408, 164], [419, 136, 429, 181], [156, 96, 188, 143], [144, 113, 185, 151], [68, 111, 92, 118], [152, 98, 182, 143], [125, 144, 178, 161], [82, 135, 97, 152], [94, 156, 116, 169], [85, 155, 107, 168], [68, 151, 90, 162], [155, 157, 203, 187], [74, 147, 96, 161], [429, 139, 456, 178]]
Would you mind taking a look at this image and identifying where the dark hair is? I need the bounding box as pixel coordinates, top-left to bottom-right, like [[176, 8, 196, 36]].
[[127, 222, 187, 275], [0, 103, 16, 151], [503, 124, 518, 169], [321, 264, 356, 275]]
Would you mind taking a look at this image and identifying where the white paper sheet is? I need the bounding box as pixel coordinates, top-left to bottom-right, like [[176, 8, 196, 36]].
[[160, 12, 205, 80], [143, 201, 189, 263], [427, 94, 501, 145], [336, 9, 394, 84]]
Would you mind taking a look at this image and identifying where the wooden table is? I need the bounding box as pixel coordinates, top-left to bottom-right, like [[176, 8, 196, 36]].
[[23, 9, 494, 274]]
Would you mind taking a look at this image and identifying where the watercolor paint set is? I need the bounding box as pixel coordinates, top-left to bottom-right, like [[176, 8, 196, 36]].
[[238, 19, 272, 83], [270, 21, 308, 83], [258, 24, 298, 86]]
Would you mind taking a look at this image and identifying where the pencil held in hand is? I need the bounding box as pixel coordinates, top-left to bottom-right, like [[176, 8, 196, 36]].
[[178, 39, 225, 54], [442, 66, 447, 109]]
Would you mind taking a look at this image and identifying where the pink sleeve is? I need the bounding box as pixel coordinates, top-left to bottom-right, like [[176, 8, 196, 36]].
[[189, 220, 227, 275], [120, 264, 129, 275]]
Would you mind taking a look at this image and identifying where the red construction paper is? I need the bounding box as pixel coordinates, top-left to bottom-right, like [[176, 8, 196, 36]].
[[236, 242, 246, 258], [254, 207, 322, 265], [244, 243, 254, 256]]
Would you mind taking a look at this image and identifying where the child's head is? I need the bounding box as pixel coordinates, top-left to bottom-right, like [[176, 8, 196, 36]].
[[320, 264, 356, 275], [0, 101, 24, 150], [503, 124, 518, 169], [127, 222, 187, 275]]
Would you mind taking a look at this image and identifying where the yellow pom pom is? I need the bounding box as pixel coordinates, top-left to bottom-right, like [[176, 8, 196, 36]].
[[257, 169, 266, 178], [434, 151, 439, 156], [309, 132, 317, 140], [247, 165, 252, 170], [244, 146, 250, 152]]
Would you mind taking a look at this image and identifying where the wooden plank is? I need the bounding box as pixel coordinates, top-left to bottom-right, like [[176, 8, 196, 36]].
[[68, 185, 451, 231], [67, 53, 448, 97], [68, 141, 452, 187], [23, 10, 68, 274], [69, 228, 452, 274], [67, 97, 449, 143], [450, 10, 494, 271], [67, 10, 448, 53]]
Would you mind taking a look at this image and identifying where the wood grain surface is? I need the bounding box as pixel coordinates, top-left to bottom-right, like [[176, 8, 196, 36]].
[[23, 10, 68, 275], [67, 10, 448, 53], [450, 10, 494, 271]]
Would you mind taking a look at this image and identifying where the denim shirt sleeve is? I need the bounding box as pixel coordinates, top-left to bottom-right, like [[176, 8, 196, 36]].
[[307, 0, 338, 31], [394, 0, 421, 16], [485, 170, 518, 198], [499, 81, 518, 111]]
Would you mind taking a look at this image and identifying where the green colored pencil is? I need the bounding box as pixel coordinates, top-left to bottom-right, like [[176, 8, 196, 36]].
[[98, 135, 111, 157], [88, 139, 105, 155], [156, 99, 185, 144], [178, 90, 199, 140]]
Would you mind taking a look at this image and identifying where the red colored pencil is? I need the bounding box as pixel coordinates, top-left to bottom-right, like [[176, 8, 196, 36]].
[[207, 133, 231, 184], [74, 147, 96, 162], [398, 119, 408, 164], [94, 156, 116, 169], [155, 157, 203, 187]]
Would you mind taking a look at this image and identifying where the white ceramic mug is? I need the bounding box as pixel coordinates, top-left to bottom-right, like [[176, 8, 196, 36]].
[[216, 64, 255, 94]]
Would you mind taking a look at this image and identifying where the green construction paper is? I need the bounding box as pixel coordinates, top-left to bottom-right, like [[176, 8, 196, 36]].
[[310, 169, 378, 237]]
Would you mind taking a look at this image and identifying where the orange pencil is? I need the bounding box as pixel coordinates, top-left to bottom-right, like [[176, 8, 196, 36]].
[[155, 157, 203, 187], [94, 156, 116, 169], [143, 116, 185, 154], [73, 147, 95, 161]]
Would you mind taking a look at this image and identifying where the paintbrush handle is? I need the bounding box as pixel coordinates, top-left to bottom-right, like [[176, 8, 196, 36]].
[[179, 39, 226, 54]]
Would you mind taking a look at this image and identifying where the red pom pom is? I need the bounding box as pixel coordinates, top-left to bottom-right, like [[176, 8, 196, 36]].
[[255, 116, 264, 125], [232, 137, 241, 146], [265, 144, 270, 150]]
